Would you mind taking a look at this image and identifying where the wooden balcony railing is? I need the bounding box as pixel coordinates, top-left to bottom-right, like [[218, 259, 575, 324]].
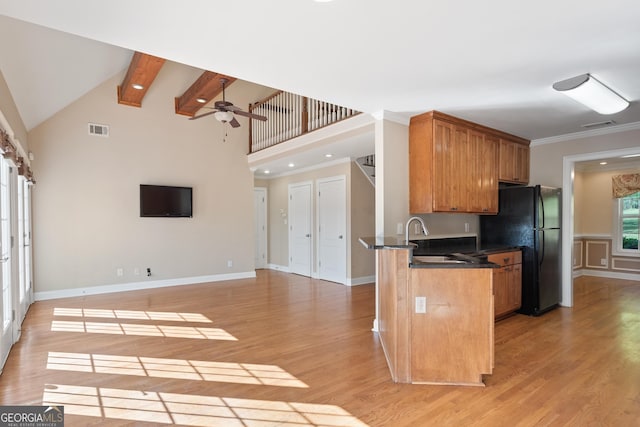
[[249, 90, 360, 153]]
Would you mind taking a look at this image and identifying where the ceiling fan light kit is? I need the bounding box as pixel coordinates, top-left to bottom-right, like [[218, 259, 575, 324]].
[[552, 73, 629, 115], [214, 111, 234, 123]]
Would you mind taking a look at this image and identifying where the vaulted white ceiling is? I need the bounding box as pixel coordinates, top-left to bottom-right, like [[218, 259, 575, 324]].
[[1, 0, 640, 142]]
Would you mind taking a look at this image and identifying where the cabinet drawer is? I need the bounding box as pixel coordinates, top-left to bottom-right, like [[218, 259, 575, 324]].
[[487, 251, 521, 266]]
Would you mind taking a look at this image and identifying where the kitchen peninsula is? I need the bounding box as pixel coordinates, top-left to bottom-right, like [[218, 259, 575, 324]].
[[361, 237, 496, 386]]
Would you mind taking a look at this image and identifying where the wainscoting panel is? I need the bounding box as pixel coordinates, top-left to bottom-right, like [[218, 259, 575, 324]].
[[573, 241, 583, 269], [585, 240, 609, 269]]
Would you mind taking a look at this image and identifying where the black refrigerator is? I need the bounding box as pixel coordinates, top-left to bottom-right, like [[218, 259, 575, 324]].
[[480, 185, 561, 316]]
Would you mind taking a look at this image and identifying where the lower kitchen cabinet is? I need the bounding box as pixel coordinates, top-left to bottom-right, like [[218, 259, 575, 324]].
[[487, 250, 522, 320]]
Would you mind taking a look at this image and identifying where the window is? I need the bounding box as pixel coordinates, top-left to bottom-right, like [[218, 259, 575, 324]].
[[615, 192, 640, 254]]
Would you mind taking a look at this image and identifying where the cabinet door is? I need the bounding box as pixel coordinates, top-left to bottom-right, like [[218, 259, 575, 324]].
[[515, 144, 530, 184], [509, 263, 522, 310], [499, 139, 529, 184], [498, 139, 516, 182], [493, 266, 510, 318], [469, 131, 498, 214], [432, 121, 469, 212]]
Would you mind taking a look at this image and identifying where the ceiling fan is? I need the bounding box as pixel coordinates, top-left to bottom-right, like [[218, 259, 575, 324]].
[[189, 78, 267, 128]]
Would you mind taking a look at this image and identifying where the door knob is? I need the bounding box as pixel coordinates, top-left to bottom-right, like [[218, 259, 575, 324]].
[[305, 234, 310, 238], [338, 235, 343, 239]]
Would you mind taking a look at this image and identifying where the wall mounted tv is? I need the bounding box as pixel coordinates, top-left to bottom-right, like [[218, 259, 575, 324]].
[[140, 184, 193, 218]]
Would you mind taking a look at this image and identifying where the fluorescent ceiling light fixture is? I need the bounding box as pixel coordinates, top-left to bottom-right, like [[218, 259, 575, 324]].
[[132, 83, 144, 90], [214, 111, 234, 122], [552, 74, 629, 115]]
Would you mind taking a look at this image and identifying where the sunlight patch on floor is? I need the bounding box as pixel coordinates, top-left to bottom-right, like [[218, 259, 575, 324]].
[[50, 321, 236, 340], [53, 308, 212, 323], [46, 352, 308, 388], [43, 384, 369, 427]]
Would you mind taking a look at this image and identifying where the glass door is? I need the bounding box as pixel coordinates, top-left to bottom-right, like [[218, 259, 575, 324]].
[[17, 176, 31, 322], [0, 159, 13, 366]]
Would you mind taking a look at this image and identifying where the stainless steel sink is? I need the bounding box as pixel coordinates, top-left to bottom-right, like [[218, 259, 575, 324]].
[[412, 255, 467, 264]]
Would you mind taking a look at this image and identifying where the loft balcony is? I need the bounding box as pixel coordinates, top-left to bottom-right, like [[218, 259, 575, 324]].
[[248, 90, 361, 154]]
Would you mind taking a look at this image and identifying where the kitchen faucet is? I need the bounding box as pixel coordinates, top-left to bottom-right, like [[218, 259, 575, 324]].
[[405, 216, 429, 242]]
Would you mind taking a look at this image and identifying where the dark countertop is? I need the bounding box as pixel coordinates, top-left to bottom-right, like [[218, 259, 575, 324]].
[[358, 236, 416, 250], [359, 236, 508, 269]]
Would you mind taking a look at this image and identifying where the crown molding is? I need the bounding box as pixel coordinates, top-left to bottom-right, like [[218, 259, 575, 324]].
[[531, 121, 640, 146]]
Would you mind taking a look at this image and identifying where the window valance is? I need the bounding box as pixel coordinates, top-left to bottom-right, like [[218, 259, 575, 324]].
[[612, 173, 640, 198], [0, 128, 34, 182]]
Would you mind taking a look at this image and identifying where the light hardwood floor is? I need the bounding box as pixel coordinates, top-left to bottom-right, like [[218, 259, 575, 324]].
[[0, 271, 639, 426]]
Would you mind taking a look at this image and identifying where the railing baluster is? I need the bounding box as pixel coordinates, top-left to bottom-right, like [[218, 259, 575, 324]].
[[248, 89, 360, 153]]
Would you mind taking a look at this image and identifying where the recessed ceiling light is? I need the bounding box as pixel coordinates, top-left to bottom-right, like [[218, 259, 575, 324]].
[[264, 170, 270, 174], [132, 83, 144, 90], [325, 153, 333, 158], [600, 162, 608, 165], [288, 163, 295, 168], [196, 98, 207, 104]]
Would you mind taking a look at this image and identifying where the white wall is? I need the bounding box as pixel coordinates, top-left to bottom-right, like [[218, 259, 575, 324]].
[[28, 61, 275, 294]]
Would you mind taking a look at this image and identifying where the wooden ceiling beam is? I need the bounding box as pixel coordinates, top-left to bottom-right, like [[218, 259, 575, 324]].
[[175, 72, 237, 117], [117, 52, 166, 107]]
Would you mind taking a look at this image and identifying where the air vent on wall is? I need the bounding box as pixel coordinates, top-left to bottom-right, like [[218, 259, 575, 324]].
[[88, 123, 110, 137], [581, 120, 616, 129]]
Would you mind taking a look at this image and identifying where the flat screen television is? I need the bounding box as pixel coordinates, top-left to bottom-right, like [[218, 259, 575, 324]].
[[140, 184, 193, 218]]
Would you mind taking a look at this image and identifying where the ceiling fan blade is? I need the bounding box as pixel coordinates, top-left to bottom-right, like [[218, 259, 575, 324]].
[[229, 117, 241, 128], [189, 110, 219, 120], [232, 109, 268, 121]]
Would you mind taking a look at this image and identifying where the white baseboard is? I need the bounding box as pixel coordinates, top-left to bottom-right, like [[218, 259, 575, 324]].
[[575, 269, 640, 282], [267, 264, 291, 273], [34, 271, 257, 301], [265, 265, 374, 287], [347, 275, 375, 286]]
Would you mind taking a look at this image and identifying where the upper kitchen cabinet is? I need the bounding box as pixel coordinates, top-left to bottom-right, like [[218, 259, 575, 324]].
[[410, 111, 529, 214], [498, 139, 530, 184]]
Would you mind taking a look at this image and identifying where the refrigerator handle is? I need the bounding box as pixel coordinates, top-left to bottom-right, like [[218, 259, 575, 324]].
[[538, 190, 545, 229], [539, 229, 545, 266]]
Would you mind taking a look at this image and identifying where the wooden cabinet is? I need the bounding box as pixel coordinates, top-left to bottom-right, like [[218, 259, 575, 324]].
[[498, 139, 530, 184], [487, 250, 522, 319], [376, 247, 494, 386], [410, 111, 528, 214], [431, 120, 472, 212]]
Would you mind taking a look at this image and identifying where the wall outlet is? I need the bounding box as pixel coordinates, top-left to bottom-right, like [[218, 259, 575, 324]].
[[146, 268, 151, 277], [600, 258, 607, 266], [464, 222, 470, 233], [227, 260, 233, 268], [133, 267, 140, 276], [415, 296, 426, 314], [397, 222, 403, 235], [116, 268, 123, 277]]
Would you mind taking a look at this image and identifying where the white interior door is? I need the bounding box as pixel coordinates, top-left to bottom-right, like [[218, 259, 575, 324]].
[[254, 188, 267, 269], [289, 182, 312, 277], [318, 176, 347, 284]]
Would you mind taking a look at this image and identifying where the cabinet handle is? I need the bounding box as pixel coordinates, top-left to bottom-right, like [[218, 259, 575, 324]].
[[483, 208, 488, 212], [503, 257, 510, 263], [450, 207, 458, 211]]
